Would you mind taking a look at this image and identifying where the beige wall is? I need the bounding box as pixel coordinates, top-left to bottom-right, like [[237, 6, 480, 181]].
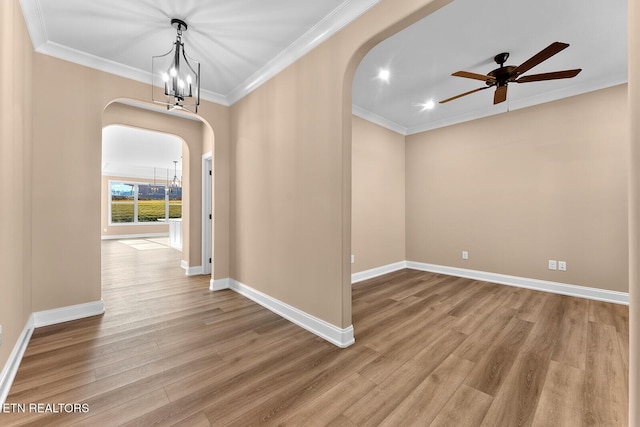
[[352, 115, 405, 273], [201, 105, 231, 280], [30, 54, 231, 312], [230, 0, 450, 329], [3, 0, 636, 413], [406, 85, 629, 292], [102, 104, 202, 267], [628, 0, 639, 421], [100, 174, 171, 238], [31, 54, 106, 311], [3, 0, 636, 416], [0, 0, 33, 369]]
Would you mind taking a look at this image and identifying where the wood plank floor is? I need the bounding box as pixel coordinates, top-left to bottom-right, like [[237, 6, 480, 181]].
[[2, 240, 629, 426]]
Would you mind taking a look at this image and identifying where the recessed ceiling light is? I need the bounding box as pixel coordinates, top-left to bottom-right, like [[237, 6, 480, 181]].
[[417, 100, 435, 111], [378, 68, 390, 82]]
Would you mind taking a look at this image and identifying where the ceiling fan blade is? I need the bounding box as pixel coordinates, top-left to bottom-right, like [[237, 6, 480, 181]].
[[439, 86, 490, 104], [512, 42, 570, 76], [516, 68, 582, 83], [494, 85, 507, 104], [452, 71, 495, 82]]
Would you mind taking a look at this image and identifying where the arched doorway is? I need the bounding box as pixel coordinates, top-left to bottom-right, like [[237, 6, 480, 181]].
[[101, 124, 184, 246], [102, 99, 215, 281]]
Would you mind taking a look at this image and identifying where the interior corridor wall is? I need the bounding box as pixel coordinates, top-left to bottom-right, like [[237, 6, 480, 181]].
[[352, 115, 405, 274], [30, 53, 230, 312], [201, 122, 231, 280], [628, 0, 640, 421], [229, 0, 452, 330], [102, 104, 203, 267], [0, 0, 33, 370], [406, 84, 629, 293]]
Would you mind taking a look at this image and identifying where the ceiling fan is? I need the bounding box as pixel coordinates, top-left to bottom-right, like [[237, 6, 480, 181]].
[[440, 42, 582, 105]]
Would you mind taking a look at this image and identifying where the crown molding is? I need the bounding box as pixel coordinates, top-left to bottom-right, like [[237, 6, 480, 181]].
[[34, 41, 230, 106], [20, 0, 379, 107], [19, 0, 47, 48], [406, 77, 628, 135], [225, 0, 380, 104], [355, 78, 628, 136], [352, 104, 408, 135], [20, 0, 229, 106], [200, 88, 230, 107]]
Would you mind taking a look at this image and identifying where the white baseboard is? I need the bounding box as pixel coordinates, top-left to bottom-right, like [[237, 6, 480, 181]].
[[210, 278, 230, 291], [351, 261, 407, 284], [406, 261, 629, 305], [33, 300, 105, 328], [0, 300, 104, 406], [180, 261, 204, 276], [223, 279, 354, 348], [0, 315, 34, 407], [101, 232, 169, 240]]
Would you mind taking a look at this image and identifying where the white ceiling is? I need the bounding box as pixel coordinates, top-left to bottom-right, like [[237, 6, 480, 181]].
[[102, 125, 182, 179], [21, 0, 627, 136], [352, 0, 627, 134], [21, 0, 378, 105]]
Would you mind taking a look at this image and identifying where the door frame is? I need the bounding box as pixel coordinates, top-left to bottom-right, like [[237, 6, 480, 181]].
[[202, 152, 213, 275]]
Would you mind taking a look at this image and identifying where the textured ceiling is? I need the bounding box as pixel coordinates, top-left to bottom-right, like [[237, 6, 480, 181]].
[[22, 0, 627, 136]]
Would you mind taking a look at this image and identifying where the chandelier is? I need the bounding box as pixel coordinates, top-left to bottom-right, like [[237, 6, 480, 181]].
[[171, 160, 181, 189], [164, 160, 181, 195], [152, 18, 200, 113]]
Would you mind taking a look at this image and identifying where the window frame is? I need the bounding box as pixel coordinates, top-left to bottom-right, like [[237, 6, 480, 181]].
[[108, 180, 181, 226]]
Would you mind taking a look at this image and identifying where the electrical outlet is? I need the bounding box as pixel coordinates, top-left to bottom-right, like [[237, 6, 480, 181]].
[[351, 254, 355, 264], [558, 261, 567, 271], [0, 324, 2, 346], [462, 251, 469, 260], [548, 260, 557, 270]]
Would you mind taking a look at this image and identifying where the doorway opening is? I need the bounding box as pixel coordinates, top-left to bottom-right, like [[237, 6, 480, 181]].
[[101, 99, 218, 293], [101, 125, 184, 251]]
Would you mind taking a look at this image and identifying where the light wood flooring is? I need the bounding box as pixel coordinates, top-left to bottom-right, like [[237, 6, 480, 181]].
[[3, 240, 629, 426]]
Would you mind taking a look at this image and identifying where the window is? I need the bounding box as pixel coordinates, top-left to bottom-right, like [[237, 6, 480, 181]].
[[109, 181, 182, 224], [168, 187, 182, 219], [137, 183, 169, 222], [110, 183, 135, 223]]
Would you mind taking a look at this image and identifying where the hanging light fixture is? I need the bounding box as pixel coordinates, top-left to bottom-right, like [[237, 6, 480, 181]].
[[152, 18, 200, 113], [171, 160, 181, 189]]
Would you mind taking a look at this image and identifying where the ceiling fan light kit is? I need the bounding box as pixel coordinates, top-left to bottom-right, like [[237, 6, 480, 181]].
[[440, 41, 582, 105]]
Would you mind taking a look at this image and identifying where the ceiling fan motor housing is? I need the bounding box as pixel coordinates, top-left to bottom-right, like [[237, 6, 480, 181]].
[[487, 65, 517, 85]]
